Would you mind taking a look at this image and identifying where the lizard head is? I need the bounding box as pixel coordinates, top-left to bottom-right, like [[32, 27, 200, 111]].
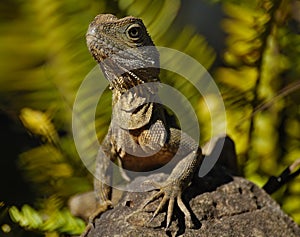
[[86, 14, 160, 92]]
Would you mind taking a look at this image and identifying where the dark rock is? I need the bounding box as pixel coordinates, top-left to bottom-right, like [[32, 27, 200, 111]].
[[86, 168, 300, 237]]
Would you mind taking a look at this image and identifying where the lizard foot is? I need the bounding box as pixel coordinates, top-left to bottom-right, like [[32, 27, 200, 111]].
[[141, 181, 194, 229], [80, 201, 112, 237]]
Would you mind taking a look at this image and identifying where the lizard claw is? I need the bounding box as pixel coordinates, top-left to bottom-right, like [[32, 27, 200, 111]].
[[89, 200, 112, 223], [80, 201, 112, 237], [142, 181, 194, 229]]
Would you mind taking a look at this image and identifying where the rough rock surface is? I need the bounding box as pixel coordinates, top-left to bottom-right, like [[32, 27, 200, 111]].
[[86, 167, 300, 237]]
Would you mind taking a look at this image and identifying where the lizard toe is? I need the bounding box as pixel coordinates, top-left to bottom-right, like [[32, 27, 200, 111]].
[[142, 181, 192, 228], [176, 194, 194, 228]]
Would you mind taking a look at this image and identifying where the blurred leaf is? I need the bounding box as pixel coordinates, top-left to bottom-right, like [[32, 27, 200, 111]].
[[19, 107, 59, 144], [9, 204, 85, 235], [1, 0, 299, 234], [216, 0, 300, 223]]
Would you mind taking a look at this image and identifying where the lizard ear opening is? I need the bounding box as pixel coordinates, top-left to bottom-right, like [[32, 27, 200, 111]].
[[126, 24, 143, 41]]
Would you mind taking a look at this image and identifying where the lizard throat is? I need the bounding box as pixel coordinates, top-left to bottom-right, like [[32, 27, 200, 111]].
[[99, 59, 160, 92], [108, 72, 160, 93]]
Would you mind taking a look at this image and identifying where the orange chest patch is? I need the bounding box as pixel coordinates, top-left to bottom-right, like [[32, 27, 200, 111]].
[[120, 148, 176, 172]]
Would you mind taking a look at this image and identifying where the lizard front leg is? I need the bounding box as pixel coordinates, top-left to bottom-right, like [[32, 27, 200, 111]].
[[81, 136, 113, 237], [91, 146, 113, 219], [144, 150, 202, 228], [141, 128, 203, 229]]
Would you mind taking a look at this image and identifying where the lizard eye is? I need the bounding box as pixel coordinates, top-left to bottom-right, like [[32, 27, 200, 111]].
[[126, 24, 142, 40]]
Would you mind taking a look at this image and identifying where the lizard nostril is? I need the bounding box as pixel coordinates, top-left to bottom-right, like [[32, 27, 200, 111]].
[[87, 25, 97, 37]]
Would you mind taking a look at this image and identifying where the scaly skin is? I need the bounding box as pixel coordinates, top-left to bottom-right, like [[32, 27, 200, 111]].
[[82, 14, 204, 235]]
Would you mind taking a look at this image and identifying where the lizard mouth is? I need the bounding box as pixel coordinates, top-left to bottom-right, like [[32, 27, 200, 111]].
[[86, 34, 110, 62]]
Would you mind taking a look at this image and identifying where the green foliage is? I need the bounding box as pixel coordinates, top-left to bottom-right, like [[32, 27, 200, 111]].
[[0, 0, 299, 235], [0, 0, 109, 235], [216, 0, 300, 222], [9, 204, 85, 235]]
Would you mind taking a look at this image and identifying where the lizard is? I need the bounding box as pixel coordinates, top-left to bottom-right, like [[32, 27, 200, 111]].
[[81, 13, 300, 236], [83, 13, 205, 234]]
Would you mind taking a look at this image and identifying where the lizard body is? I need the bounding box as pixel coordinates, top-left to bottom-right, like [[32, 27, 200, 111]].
[[84, 14, 204, 233]]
